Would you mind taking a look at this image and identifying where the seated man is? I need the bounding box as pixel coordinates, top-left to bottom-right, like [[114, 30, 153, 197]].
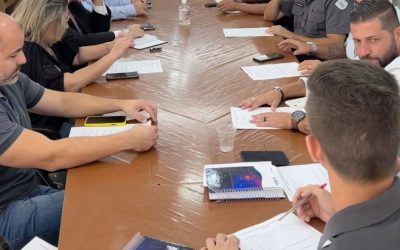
[[217, 0, 267, 15], [240, 0, 400, 134], [83, 0, 148, 20], [0, 13, 158, 249], [264, 0, 353, 45], [203, 59, 400, 250]]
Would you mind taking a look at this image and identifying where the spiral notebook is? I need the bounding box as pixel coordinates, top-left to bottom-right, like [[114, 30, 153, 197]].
[[122, 233, 193, 250], [204, 162, 285, 201]]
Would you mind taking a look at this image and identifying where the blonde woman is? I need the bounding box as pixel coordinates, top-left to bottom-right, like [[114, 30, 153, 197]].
[[12, 0, 133, 137]]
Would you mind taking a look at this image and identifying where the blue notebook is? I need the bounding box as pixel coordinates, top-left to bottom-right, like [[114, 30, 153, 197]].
[[123, 233, 193, 250], [204, 162, 284, 201]]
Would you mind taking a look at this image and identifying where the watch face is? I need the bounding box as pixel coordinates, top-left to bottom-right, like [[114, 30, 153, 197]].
[[292, 111, 306, 121]]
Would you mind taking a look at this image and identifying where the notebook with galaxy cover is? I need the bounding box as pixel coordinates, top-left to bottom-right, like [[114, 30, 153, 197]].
[[122, 233, 193, 250], [204, 162, 285, 201]]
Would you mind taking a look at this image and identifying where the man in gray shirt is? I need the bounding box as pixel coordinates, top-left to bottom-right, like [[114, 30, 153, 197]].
[[202, 60, 400, 249], [0, 13, 158, 249]]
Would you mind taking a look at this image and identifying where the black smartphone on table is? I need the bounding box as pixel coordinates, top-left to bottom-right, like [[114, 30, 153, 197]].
[[205, 2, 218, 7], [140, 23, 156, 31], [240, 151, 289, 166], [253, 53, 284, 63], [105, 71, 139, 80]]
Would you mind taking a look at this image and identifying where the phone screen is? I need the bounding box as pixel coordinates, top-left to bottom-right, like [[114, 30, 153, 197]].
[[85, 116, 126, 125]]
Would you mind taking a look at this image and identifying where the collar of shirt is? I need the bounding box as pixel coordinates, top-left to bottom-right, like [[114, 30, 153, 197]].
[[323, 176, 400, 240]]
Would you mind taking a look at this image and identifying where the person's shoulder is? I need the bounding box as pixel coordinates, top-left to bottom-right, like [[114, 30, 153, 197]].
[[325, 0, 353, 11]]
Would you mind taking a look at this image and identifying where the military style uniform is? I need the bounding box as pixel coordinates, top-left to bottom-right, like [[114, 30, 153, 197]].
[[280, 0, 353, 38]]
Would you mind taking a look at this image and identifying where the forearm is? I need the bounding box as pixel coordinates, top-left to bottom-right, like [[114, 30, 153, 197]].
[[297, 117, 310, 135], [73, 42, 113, 65], [264, 0, 281, 20], [64, 53, 118, 92], [290, 34, 345, 46], [236, 3, 266, 15], [315, 43, 346, 60], [281, 80, 306, 98]]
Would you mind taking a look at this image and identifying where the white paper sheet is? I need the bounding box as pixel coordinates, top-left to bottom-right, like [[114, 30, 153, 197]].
[[230, 107, 296, 129], [241, 62, 301, 80], [22, 237, 57, 250], [276, 164, 331, 202], [133, 34, 167, 50], [103, 60, 163, 75], [69, 122, 150, 137], [223, 27, 273, 37], [234, 213, 322, 250], [285, 97, 307, 109]]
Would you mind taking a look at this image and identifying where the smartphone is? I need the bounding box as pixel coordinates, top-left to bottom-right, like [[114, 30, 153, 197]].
[[84, 116, 127, 127], [204, 2, 218, 7], [240, 151, 289, 166], [105, 71, 139, 80], [140, 23, 155, 31], [253, 53, 284, 63]]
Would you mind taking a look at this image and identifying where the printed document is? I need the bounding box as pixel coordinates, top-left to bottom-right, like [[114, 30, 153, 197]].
[[241, 62, 301, 80], [231, 107, 296, 129], [69, 122, 150, 137], [103, 60, 163, 75], [285, 97, 307, 109], [276, 164, 331, 202], [133, 34, 167, 50], [22, 237, 57, 250], [233, 213, 322, 250], [223, 28, 273, 37]]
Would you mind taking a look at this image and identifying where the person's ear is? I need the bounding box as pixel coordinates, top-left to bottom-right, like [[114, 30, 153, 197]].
[[393, 26, 400, 46], [305, 134, 324, 163]]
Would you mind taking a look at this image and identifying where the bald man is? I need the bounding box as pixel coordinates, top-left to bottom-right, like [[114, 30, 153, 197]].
[[0, 13, 158, 249]]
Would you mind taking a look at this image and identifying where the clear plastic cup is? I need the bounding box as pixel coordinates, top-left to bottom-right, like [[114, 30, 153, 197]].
[[216, 124, 236, 152]]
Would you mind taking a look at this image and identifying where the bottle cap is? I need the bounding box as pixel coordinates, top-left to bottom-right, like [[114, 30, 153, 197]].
[[182, 0, 187, 4]]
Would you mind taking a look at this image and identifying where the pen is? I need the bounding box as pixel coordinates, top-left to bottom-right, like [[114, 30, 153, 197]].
[[277, 183, 327, 221]]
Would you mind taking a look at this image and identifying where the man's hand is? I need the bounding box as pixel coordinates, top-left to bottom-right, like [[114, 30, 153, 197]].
[[118, 99, 158, 123], [108, 36, 133, 59], [132, 0, 148, 16], [127, 125, 158, 152], [293, 185, 335, 223], [278, 39, 311, 55], [218, 0, 239, 12], [200, 234, 239, 250], [269, 25, 295, 39], [298, 60, 322, 75], [239, 90, 283, 111], [127, 24, 145, 38], [250, 112, 292, 129]]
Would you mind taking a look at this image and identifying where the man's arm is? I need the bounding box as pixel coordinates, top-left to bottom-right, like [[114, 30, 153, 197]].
[[269, 26, 346, 45], [278, 39, 347, 60], [263, 0, 284, 20], [217, 0, 266, 15], [29, 88, 157, 122], [0, 125, 157, 172]]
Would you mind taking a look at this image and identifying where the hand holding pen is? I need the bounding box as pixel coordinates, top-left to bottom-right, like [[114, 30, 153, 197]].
[[279, 183, 335, 223]]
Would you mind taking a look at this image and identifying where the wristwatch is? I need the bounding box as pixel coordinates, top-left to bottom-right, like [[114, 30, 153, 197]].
[[273, 86, 285, 101], [306, 41, 317, 55], [291, 110, 306, 131]]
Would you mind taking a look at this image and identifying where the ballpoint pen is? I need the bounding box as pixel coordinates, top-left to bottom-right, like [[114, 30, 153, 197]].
[[278, 183, 327, 221]]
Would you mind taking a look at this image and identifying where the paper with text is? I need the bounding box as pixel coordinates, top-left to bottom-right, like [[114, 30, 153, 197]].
[[22, 237, 57, 250], [285, 97, 307, 109], [69, 122, 150, 137], [234, 213, 322, 250], [276, 164, 331, 202], [223, 27, 273, 37], [103, 60, 163, 75], [242, 62, 301, 80], [133, 34, 167, 50], [231, 107, 296, 129]]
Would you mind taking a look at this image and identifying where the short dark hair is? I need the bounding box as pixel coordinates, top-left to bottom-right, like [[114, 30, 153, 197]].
[[306, 59, 400, 182], [350, 0, 399, 31]]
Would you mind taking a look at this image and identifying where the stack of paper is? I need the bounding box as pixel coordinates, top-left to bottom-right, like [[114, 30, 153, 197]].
[[223, 27, 273, 37], [241, 62, 301, 80], [103, 60, 163, 75], [233, 213, 322, 250], [133, 34, 167, 50], [230, 107, 296, 129]]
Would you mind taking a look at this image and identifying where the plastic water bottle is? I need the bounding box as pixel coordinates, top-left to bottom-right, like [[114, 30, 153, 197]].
[[179, 0, 191, 26]]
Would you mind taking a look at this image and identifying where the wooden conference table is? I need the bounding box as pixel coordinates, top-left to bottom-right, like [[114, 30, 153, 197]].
[[58, 0, 323, 249]]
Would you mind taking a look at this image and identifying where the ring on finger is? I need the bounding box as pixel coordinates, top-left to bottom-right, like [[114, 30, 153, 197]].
[[263, 116, 267, 122]]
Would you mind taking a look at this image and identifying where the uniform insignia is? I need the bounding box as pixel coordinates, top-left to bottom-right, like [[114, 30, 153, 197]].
[[335, 0, 348, 10]]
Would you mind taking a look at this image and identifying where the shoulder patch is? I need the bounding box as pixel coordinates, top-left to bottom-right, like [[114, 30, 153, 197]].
[[335, 0, 348, 10]]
